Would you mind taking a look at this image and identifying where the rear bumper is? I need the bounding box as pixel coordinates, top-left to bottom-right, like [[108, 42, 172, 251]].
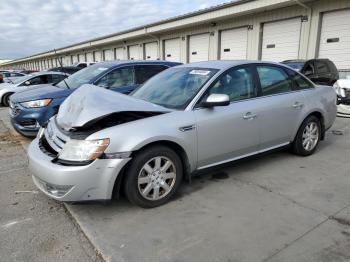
[[28, 138, 131, 201]]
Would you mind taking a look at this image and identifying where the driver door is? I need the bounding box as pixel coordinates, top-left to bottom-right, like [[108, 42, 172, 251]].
[[194, 65, 261, 169]]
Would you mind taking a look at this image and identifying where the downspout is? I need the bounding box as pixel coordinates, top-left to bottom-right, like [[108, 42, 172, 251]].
[[294, 0, 313, 59]]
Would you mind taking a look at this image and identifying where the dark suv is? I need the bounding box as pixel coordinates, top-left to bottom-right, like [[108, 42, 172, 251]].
[[282, 59, 339, 86]]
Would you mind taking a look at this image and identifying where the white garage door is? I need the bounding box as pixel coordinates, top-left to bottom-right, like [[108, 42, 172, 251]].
[[319, 9, 350, 70], [220, 27, 248, 60], [116, 47, 124, 60], [78, 54, 85, 62], [104, 49, 114, 61], [129, 45, 140, 60], [145, 42, 158, 60], [86, 52, 93, 62], [261, 18, 302, 62], [164, 38, 181, 62], [71, 55, 79, 64], [189, 33, 210, 63], [94, 51, 102, 62], [64, 56, 71, 66]]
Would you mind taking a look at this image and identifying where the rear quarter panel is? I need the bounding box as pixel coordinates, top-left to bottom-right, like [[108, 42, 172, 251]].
[[300, 85, 337, 131]]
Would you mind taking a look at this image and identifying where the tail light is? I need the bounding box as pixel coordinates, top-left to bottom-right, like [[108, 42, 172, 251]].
[[0, 74, 3, 83]]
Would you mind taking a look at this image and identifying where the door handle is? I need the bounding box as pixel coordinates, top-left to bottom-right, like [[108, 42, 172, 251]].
[[243, 112, 257, 120], [292, 102, 304, 109]]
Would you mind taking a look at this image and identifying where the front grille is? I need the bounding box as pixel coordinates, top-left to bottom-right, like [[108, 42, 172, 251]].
[[39, 119, 69, 157], [19, 119, 36, 127], [39, 135, 57, 158]]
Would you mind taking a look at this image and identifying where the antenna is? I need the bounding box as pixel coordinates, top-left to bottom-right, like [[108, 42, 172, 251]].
[[54, 49, 71, 89]]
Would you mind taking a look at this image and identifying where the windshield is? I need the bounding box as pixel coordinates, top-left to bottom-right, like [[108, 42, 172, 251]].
[[132, 67, 218, 109], [283, 62, 305, 71], [55, 64, 111, 89]]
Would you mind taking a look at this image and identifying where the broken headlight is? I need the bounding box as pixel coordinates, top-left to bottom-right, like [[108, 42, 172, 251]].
[[58, 138, 110, 162]]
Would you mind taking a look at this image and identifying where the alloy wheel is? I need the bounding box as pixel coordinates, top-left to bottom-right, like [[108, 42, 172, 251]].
[[137, 156, 176, 201], [302, 122, 319, 151]]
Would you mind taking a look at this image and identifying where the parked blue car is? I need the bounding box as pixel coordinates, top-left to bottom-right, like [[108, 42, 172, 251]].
[[9, 60, 181, 137]]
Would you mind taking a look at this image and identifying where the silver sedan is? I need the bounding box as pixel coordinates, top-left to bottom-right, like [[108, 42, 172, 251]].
[[0, 71, 68, 106], [27, 61, 337, 207]]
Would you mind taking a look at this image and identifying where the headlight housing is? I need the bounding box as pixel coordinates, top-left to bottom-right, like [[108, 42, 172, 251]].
[[20, 98, 52, 108], [58, 138, 110, 162]]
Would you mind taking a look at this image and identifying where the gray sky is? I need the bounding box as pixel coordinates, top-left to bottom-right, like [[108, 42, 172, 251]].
[[0, 0, 228, 59]]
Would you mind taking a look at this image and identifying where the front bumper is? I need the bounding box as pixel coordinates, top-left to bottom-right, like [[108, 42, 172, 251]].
[[28, 138, 131, 202]]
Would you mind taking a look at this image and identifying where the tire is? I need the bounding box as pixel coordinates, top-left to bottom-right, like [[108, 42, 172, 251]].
[[124, 145, 183, 208], [292, 115, 321, 156], [2, 93, 13, 107]]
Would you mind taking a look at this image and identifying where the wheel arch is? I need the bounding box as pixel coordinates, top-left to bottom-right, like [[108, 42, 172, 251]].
[[112, 140, 192, 199], [1, 92, 14, 106]]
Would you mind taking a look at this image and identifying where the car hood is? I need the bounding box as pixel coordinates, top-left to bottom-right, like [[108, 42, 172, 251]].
[[56, 84, 171, 131], [10, 84, 72, 102]]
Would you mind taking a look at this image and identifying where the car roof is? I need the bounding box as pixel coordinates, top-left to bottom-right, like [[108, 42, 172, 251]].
[[95, 60, 182, 67], [179, 60, 286, 70], [33, 71, 67, 76]]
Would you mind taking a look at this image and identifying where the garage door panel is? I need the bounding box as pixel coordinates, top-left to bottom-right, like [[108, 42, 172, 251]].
[[189, 33, 210, 63], [164, 38, 180, 62], [261, 18, 301, 62], [78, 54, 85, 62], [94, 51, 102, 62], [220, 27, 248, 60], [145, 42, 158, 60], [319, 9, 350, 70], [104, 49, 114, 61], [116, 48, 124, 60], [129, 45, 140, 60], [86, 53, 93, 62]]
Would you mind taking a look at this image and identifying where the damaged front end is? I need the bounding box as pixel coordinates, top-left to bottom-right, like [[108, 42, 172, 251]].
[[38, 85, 171, 165]]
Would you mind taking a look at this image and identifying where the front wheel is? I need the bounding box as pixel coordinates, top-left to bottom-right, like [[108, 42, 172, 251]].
[[124, 145, 183, 208], [292, 115, 321, 156], [2, 93, 13, 107]]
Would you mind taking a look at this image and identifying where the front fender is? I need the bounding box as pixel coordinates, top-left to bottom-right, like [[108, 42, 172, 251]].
[[87, 111, 198, 171]]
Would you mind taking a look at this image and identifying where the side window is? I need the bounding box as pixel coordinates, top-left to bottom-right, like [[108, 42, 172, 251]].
[[315, 61, 329, 74], [96, 67, 134, 89], [52, 74, 66, 84], [285, 68, 313, 90], [257, 66, 292, 96], [135, 65, 168, 84], [207, 67, 256, 102], [303, 62, 315, 76]]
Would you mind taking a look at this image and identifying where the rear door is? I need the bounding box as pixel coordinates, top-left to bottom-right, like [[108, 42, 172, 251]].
[[194, 65, 260, 169], [254, 64, 307, 149]]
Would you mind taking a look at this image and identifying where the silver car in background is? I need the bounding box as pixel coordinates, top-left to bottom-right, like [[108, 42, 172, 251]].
[[0, 71, 68, 106], [27, 61, 337, 208]]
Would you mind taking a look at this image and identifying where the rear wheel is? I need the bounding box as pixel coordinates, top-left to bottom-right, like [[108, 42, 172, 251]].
[[124, 145, 183, 208], [2, 93, 13, 107], [292, 115, 321, 156]]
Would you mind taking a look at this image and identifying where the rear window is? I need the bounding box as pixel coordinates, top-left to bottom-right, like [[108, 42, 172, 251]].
[[257, 66, 292, 95], [315, 61, 329, 74]]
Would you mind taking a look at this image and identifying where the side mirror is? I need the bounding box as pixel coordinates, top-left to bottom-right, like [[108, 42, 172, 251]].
[[200, 94, 230, 108], [24, 81, 31, 86]]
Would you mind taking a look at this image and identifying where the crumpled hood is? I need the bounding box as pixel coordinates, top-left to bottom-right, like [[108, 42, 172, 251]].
[[11, 84, 72, 102], [56, 84, 171, 131]]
